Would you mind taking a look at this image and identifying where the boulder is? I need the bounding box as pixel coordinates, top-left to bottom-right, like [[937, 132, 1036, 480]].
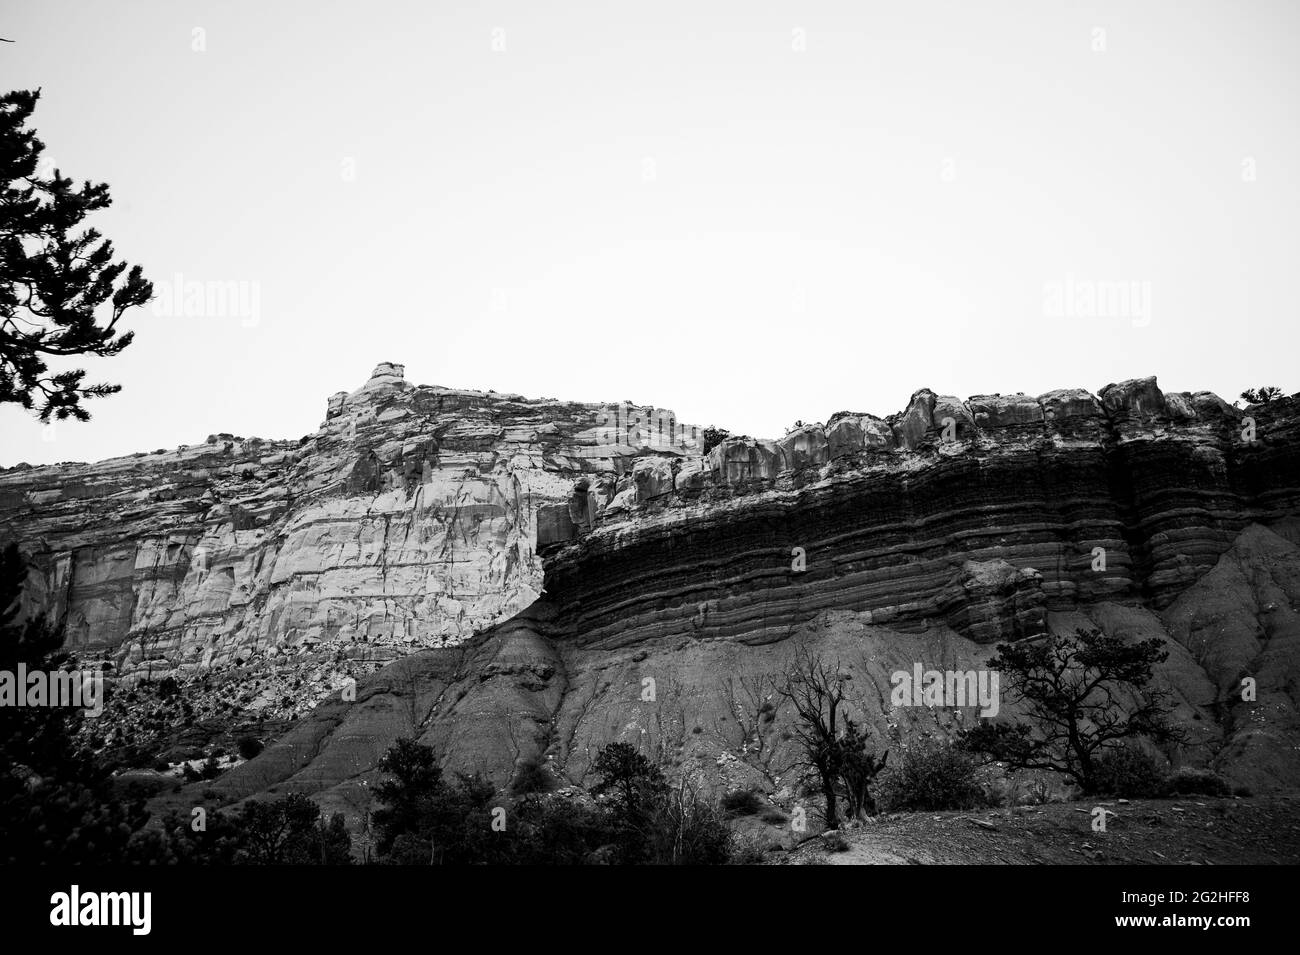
[[825, 415, 893, 459], [775, 425, 829, 471], [892, 389, 936, 450], [632, 456, 675, 501], [1099, 376, 1166, 424], [968, 394, 1044, 430], [708, 437, 780, 484], [932, 395, 975, 442]]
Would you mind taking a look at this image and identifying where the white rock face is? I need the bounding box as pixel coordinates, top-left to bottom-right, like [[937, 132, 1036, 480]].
[[0, 367, 705, 698]]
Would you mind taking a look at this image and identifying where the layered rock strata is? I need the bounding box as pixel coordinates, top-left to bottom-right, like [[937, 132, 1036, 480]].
[[540, 379, 1299, 652]]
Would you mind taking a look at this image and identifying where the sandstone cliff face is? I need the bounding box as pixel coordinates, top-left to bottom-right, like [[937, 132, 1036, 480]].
[[541, 377, 1297, 649], [128, 378, 1300, 828], [0, 364, 703, 718]]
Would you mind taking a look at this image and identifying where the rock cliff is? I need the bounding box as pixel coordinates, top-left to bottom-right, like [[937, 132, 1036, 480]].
[[3, 372, 1298, 815], [108, 374, 1300, 826], [0, 364, 704, 721]]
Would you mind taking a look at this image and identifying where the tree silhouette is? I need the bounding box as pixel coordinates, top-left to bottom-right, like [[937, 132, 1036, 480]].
[[961, 628, 1182, 793], [1, 89, 152, 421], [1240, 385, 1284, 405]]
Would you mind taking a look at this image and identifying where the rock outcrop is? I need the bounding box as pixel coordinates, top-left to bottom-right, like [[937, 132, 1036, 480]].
[[0, 365, 704, 719]]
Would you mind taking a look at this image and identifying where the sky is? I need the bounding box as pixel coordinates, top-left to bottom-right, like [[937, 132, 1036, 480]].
[[1, 0, 1297, 466]]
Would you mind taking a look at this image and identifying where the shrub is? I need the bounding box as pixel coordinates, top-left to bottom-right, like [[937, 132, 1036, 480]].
[[511, 797, 617, 865], [701, 427, 730, 455], [509, 756, 555, 796], [1161, 767, 1232, 797], [822, 832, 850, 853], [728, 834, 769, 865], [877, 737, 985, 812], [721, 788, 764, 817], [1091, 746, 1166, 798], [1023, 777, 1057, 805], [1240, 386, 1283, 405], [237, 736, 263, 760], [644, 782, 733, 865]]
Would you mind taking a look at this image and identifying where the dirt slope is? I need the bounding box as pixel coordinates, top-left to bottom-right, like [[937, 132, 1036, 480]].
[[777, 795, 1300, 864]]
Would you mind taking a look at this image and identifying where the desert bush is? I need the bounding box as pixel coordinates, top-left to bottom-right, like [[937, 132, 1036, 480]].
[[877, 737, 985, 812], [644, 780, 734, 865], [1091, 746, 1165, 798], [510, 798, 617, 865], [1023, 777, 1057, 805], [237, 735, 264, 760], [1161, 767, 1232, 797], [822, 832, 850, 853], [509, 756, 555, 796], [728, 834, 769, 865], [721, 788, 765, 817]]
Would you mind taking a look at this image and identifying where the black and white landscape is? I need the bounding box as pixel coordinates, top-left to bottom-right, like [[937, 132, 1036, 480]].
[[0, 1, 1297, 934]]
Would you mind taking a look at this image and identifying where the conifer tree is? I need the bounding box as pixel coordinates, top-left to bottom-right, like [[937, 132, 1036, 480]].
[[0, 89, 151, 421]]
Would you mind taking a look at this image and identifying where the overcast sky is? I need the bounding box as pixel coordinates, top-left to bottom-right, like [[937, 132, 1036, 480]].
[[2, 0, 1297, 467]]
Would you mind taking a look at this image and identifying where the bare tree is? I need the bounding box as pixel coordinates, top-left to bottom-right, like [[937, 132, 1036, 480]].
[[774, 648, 841, 825], [772, 647, 888, 827], [711, 673, 792, 786]]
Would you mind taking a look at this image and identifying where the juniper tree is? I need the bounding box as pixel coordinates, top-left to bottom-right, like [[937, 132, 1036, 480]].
[[774, 648, 887, 826], [701, 426, 730, 455], [591, 741, 665, 813], [0, 89, 152, 421], [960, 628, 1182, 794]]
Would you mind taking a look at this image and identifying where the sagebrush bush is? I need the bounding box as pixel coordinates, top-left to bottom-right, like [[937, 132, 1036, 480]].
[[509, 756, 555, 796], [877, 737, 986, 812], [822, 832, 850, 853], [1162, 767, 1232, 797], [237, 736, 263, 760], [721, 788, 764, 816], [1091, 746, 1165, 797]]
